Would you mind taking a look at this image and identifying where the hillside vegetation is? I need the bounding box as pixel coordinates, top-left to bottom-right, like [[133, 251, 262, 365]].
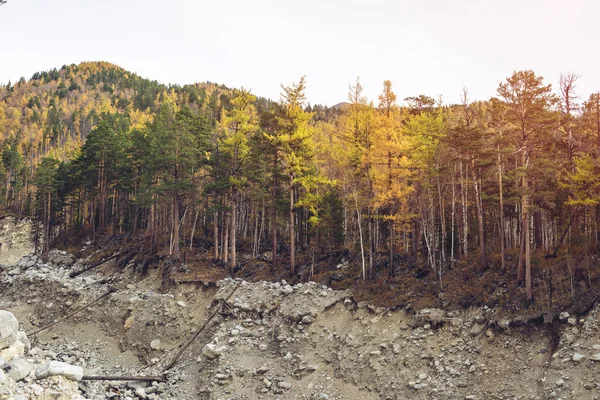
[[2, 63, 600, 317]]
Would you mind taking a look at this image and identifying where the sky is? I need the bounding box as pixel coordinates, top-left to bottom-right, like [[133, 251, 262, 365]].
[[0, 0, 598, 107]]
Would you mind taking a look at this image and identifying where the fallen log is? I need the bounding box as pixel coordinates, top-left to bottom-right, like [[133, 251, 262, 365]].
[[29, 287, 117, 336], [546, 205, 580, 259], [69, 244, 140, 278], [163, 281, 242, 371], [82, 375, 165, 382]]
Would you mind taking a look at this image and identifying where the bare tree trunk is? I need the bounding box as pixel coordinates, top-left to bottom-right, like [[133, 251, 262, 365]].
[[460, 161, 468, 256], [223, 209, 229, 264], [437, 177, 446, 263], [43, 191, 51, 259], [230, 192, 237, 274], [368, 207, 373, 279], [451, 166, 456, 267], [354, 191, 366, 280], [172, 194, 180, 260], [272, 206, 277, 271], [289, 174, 296, 276], [190, 208, 199, 250], [472, 162, 485, 267], [259, 200, 265, 254], [498, 145, 505, 271], [525, 198, 532, 301], [389, 219, 395, 278], [517, 207, 525, 284], [252, 206, 259, 257], [213, 211, 219, 259]]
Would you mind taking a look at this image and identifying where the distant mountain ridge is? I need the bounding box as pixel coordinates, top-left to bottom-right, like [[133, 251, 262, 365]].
[[0, 61, 272, 166], [331, 102, 350, 110]]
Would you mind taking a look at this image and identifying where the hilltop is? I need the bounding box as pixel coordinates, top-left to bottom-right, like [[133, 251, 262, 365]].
[[0, 61, 262, 164]]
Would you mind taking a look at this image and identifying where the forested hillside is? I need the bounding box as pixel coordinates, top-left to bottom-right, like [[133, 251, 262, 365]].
[[2, 62, 600, 313]]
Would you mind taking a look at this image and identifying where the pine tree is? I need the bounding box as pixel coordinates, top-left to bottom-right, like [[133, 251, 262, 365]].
[[218, 88, 259, 273], [267, 77, 315, 276], [497, 70, 558, 301], [34, 157, 59, 259], [373, 80, 411, 277]]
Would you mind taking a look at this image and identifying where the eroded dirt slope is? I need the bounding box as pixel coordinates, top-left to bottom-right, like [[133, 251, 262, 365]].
[[2, 220, 600, 399]]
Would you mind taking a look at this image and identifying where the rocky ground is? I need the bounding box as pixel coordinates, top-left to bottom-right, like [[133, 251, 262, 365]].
[[2, 218, 600, 399]]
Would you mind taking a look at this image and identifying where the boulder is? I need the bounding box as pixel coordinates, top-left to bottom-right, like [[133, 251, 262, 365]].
[[470, 323, 486, 336], [202, 343, 227, 359], [150, 339, 163, 351], [0, 310, 18, 350], [0, 343, 23, 361], [35, 361, 84, 381], [17, 331, 30, 354], [277, 381, 292, 390], [48, 249, 74, 267], [5, 358, 32, 381], [280, 285, 294, 295], [415, 308, 445, 327]]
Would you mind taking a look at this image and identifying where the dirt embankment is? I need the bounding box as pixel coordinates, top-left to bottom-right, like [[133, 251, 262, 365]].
[[0, 217, 36, 266], [2, 218, 600, 399]]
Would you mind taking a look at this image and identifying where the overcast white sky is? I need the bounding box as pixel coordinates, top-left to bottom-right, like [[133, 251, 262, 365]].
[[0, 0, 598, 106]]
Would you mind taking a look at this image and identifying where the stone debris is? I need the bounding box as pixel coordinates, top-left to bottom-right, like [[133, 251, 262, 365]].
[[0, 311, 85, 398], [3, 234, 600, 399]]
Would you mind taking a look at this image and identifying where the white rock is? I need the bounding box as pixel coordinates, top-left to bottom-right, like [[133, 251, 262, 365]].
[[35, 361, 84, 381], [0, 310, 18, 350], [0, 341, 24, 361], [280, 285, 294, 295], [150, 339, 163, 351], [589, 353, 600, 361], [202, 343, 227, 359], [5, 358, 32, 381], [30, 384, 44, 396], [278, 381, 292, 389], [17, 331, 30, 354], [572, 353, 585, 362], [135, 387, 148, 399]]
